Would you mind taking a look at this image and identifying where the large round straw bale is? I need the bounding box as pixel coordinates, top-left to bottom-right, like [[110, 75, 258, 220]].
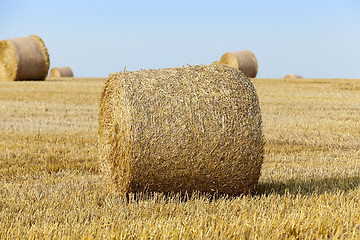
[[98, 64, 264, 196], [284, 74, 303, 80], [219, 50, 258, 78], [0, 35, 50, 81], [49, 66, 74, 77]]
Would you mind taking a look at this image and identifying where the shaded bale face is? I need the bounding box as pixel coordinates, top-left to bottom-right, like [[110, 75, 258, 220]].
[[49, 67, 74, 78], [98, 65, 264, 196], [219, 50, 258, 78], [0, 35, 49, 81]]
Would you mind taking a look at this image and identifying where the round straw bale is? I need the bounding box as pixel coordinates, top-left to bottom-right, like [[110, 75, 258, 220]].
[[211, 60, 220, 65], [284, 74, 303, 80], [0, 35, 50, 81], [219, 50, 258, 78], [98, 64, 264, 196], [49, 66, 74, 77]]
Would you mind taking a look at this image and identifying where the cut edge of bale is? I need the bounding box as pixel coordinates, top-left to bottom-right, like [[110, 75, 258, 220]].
[[98, 64, 264, 196], [30, 35, 50, 80]]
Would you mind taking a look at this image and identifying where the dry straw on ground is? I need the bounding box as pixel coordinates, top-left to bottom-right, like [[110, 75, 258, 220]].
[[49, 66, 74, 78], [284, 74, 303, 80], [98, 64, 264, 196], [219, 50, 258, 78], [0, 35, 50, 81]]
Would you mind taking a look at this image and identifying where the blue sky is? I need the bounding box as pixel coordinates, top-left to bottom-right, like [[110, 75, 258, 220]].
[[1, 0, 359, 78]]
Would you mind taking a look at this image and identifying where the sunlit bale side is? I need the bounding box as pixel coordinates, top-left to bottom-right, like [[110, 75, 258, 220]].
[[98, 64, 264, 196]]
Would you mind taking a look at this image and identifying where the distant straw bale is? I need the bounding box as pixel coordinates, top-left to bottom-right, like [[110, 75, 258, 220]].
[[49, 67, 74, 78], [0, 35, 50, 81], [211, 60, 220, 65], [219, 50, 258, 78], [98, 64, 264, 196], [284, 74, 303, 80]]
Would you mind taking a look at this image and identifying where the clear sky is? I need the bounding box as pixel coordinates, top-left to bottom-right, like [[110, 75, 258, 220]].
[[1, 0, 359, 78]]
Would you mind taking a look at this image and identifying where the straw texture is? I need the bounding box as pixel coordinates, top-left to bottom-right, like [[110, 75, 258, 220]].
[[49, 67, 74, 77], [0, 35, 50, 81], [284, 74, 303, 80], [219, 50, 258, 78], [98, 64, 264, 196]]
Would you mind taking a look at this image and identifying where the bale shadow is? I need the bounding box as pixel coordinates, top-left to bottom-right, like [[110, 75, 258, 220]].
[[111, 176, 360, 203], [256, 176, 360, 196]]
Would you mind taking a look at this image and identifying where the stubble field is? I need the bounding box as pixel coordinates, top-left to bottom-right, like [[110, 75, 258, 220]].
[[0, 76, 359, 239]]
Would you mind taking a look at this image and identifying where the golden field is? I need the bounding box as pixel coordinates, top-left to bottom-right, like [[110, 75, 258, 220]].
[[0, 76, 359, 239]]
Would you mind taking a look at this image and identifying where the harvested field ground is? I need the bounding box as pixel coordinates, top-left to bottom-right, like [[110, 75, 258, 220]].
[[0, 76, 359, 239]]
